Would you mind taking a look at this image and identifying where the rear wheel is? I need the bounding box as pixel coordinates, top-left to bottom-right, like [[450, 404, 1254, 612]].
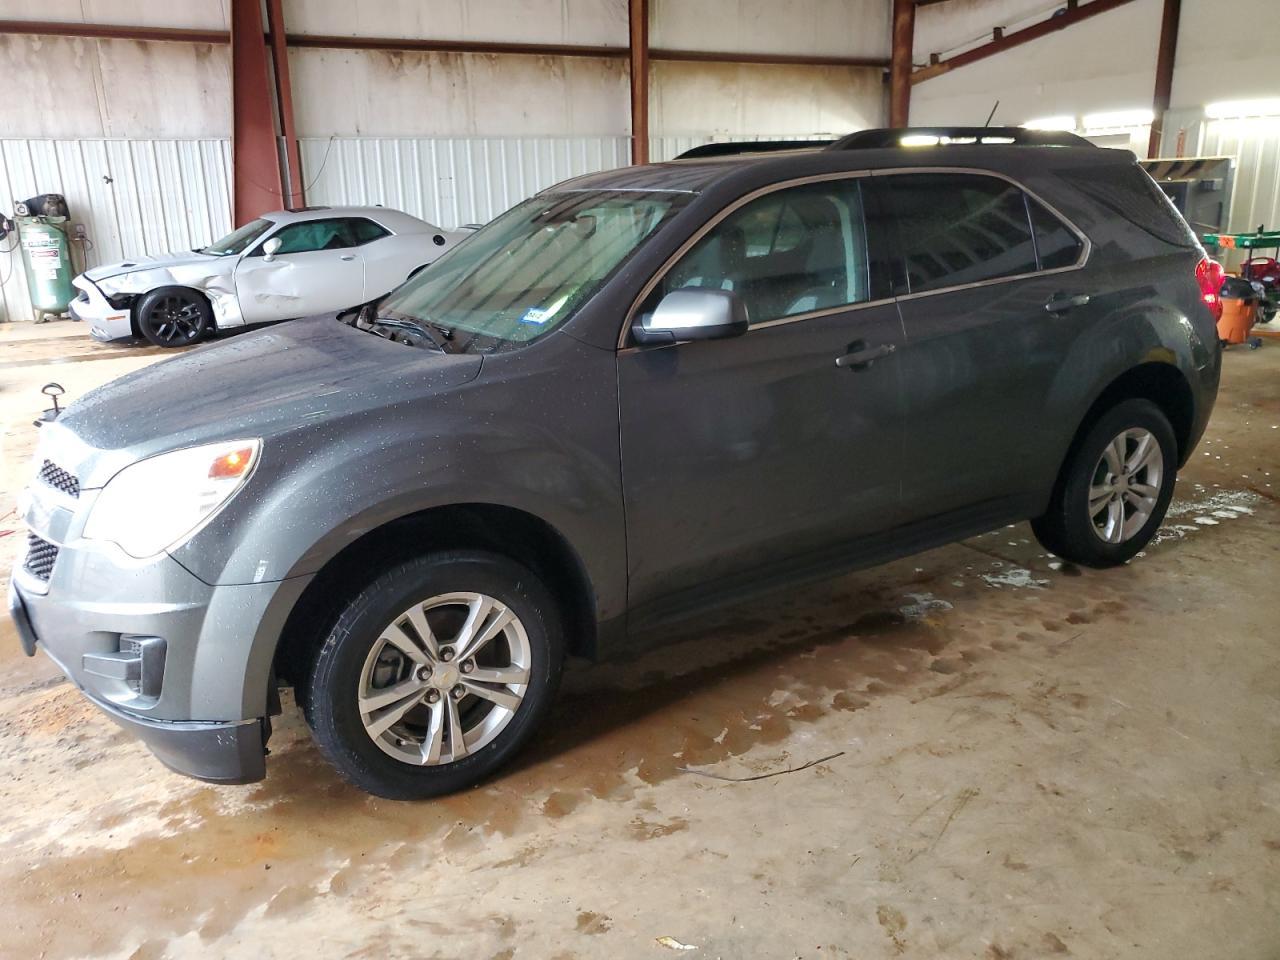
[[1031, 399, 1178, 567], [136, 286, 211, 347], [303, 551, 564, 799]]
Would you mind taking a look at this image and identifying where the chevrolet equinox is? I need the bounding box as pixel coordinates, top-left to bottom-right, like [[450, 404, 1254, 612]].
[[10, 128, 1222, 799]]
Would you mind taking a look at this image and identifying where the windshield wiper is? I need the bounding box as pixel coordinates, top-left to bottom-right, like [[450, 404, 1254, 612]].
[[345, 308, 449, 351]]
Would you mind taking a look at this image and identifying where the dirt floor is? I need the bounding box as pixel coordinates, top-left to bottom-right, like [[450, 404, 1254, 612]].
[[1, 321, 1278, 960]]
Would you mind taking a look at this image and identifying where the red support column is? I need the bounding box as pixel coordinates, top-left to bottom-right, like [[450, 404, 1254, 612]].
[[629, 0, 650, 165], [230, 0, 284, 225], [266, 0, 304, 208], [1148, 0, 1182, 158], [889, 0, 915, 128]]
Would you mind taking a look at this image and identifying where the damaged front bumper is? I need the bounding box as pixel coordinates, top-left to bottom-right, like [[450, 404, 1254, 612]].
[[70, 276, 134, 342]]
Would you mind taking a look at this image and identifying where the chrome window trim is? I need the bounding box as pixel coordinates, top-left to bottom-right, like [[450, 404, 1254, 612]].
[[616, 165, 1092, 349]]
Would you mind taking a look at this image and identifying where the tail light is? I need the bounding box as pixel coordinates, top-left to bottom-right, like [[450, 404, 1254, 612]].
[[1196, 257, 1225, 322]]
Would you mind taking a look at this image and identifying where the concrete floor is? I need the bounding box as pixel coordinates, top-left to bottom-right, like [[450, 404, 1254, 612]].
[[1, 322, 1278, 960]]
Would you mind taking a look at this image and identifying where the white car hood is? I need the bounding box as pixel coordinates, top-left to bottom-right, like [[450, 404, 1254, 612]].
[[84, 250, 228, 285]]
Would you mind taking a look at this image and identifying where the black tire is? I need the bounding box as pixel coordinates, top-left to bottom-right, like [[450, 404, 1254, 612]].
[[136, 286, 211, 347], [303, 551, 564, 800], [1032, 398, 1178, 568]]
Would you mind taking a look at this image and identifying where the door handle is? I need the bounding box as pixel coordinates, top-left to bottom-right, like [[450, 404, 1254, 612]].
[[340, 255, 356, 261], [1044, 293, 1091, 314], [835, 341, 896, 370]]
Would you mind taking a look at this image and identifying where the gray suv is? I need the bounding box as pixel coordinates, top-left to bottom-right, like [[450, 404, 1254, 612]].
[[9, 128, 1221, 799]]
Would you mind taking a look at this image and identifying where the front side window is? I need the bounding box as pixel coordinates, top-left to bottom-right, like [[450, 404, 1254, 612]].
[[377, 190, 688, 348], [266, 218, 355, 255], [888, 173, 1039, 293], [650, 179, 871, 326]]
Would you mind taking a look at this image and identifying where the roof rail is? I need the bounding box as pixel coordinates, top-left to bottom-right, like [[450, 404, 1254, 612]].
[[828, 127, 1095, 150], [675, 139, 835, 159]]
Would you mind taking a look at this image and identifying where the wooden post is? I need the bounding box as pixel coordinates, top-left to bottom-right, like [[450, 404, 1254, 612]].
[[629, 0, 650, 165], [1148, 0, 1182, 158], [890, 0, 916, 128]]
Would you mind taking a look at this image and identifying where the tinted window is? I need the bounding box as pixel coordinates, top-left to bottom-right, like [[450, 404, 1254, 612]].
[[267, 219, 354, 255], [347, 218, 390, 245], [888, 173, 1038, 293], [654, 179, 871, 326], [1029, 199, 1084, 270], [1057, 164, 1198, 249]]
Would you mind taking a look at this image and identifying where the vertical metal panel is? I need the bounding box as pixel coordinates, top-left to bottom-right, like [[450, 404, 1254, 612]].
[[0, 138, 231, 323], [1200, 119, 1280, 240], [300, 136, 632, 228]]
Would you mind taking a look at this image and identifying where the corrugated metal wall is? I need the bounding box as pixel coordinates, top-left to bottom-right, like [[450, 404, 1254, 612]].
[[299, 133, 837, 226], [299, 136, 632, 229], [0, 138, 231, 323], [1198, 119, 1280, 238]]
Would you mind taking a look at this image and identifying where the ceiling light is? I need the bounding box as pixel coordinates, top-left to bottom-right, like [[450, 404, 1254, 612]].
[[1205, 99, 1280, 120], [1024, 115, 1077, 131], [1081, 109, 1154, 130]]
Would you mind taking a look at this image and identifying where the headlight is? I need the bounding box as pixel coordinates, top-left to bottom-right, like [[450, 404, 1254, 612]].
[[83, 439, 261, 559]]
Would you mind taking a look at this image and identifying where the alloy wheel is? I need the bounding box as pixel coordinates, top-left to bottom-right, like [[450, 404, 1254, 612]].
[[357, 592, 531, 765], [148, 295, 204, 344], [1088, 427, 1164, 544]]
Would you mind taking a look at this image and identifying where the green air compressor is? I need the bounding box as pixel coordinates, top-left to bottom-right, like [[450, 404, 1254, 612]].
[[14, 193, 75, 322]]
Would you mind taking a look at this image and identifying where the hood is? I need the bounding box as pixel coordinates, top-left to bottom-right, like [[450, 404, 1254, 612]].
[[45, 316, 483, 488], [83, 250, 221, 284]]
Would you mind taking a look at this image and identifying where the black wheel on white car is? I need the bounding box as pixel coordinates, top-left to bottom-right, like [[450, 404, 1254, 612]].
[[303, 551, 564, 800], [1031, 398, 1178, 568], [136, 286, 211, 347]]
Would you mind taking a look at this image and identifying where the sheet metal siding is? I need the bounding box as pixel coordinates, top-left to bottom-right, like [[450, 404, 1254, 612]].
[[0, 138, 231, 323], [299, 137, 633, 228]]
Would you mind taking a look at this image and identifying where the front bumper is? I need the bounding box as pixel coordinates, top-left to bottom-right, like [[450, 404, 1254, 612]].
[[10, 585, 266, 781], [70, 276, 133, 341]]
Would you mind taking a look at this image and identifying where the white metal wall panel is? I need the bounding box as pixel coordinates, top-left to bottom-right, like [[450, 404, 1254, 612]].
[[1199, 119, 1280, 239], [299, 136, 631, 228], [0, 138, 230, 323], [649, 133, 836, 162]]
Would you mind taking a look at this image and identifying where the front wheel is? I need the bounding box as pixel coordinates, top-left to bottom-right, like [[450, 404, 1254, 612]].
[[1032, 399, 1178, 568], [303, 551, 564, 799], [136, 286, 211, 347]]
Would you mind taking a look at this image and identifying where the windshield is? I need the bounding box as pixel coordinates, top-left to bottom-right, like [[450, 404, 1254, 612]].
[[377, 191, 689, 348], [202, 218, 273, 256]]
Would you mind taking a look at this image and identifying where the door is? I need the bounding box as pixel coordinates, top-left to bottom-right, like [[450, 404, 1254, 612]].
[[617, 176, 906, 617], [878, 171, 1095, 519], [235, 217, 367, 322]]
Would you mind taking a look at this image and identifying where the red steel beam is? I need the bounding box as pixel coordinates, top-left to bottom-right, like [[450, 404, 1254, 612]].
[[1148, 0, 1182, 157], [265, 0, 304, 208], [629, 0, 650, 165], [889, 0, 916, 127], [911, 0, 1141, 85], [0, 20, 889, 68], [230, 0, 284, 225], [0, 19, 225, 43]]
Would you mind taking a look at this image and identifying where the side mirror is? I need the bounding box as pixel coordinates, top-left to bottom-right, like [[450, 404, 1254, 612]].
[[262, 236, 282, 261], [632, 288, 748, 345]]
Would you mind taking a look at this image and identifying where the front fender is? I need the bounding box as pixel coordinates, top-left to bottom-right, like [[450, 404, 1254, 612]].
[[94, 264, 244, 328]]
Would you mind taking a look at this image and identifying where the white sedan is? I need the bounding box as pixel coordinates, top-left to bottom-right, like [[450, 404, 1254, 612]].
[[71, 206, 473, 347]]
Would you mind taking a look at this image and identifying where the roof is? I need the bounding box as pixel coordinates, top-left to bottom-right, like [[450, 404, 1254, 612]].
[[263, 205, 441, 234]]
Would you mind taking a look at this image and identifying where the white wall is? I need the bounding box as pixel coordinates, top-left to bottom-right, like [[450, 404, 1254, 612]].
[[651, 0, 889, 60], [911, 0, 1280, 133], [911, 0, 1162, 130]]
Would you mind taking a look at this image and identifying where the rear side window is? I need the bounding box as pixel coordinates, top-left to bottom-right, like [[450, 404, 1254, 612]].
[[887, 173, 1038, 293], [1029, 199, 1085, 270], [347, 218, 391, 245], [653, 178, 871, 326]]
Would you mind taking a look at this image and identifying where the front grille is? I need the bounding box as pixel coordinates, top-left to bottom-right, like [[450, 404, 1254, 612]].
[[24, 532, 58, 582], [37, 460, 80, 498]]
